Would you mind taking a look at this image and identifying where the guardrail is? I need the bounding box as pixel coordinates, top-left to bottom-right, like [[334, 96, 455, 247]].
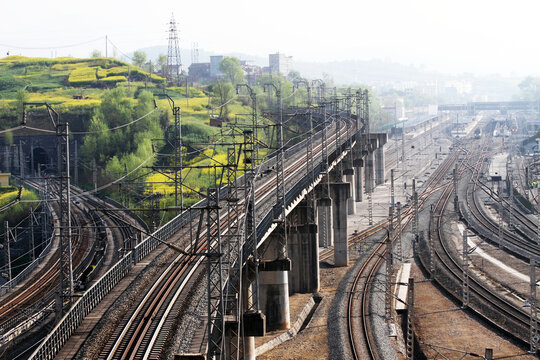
[[0, 232, 54, 297]]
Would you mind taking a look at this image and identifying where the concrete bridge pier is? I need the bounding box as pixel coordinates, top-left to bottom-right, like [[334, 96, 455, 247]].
[[287, 199, 320, 293], [352, 145, 364, 202], [344, 168, 356, 215], [365, 150, 375, 194], [330, 182, 350, 267], [316, 181, 333, 248], [258, 226, 291, 331], [355, 165, 364, 202], [375, 146, 385, 185], [240, 268, 265, 360]]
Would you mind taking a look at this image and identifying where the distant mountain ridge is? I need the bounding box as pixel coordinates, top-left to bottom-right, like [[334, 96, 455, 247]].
[[134, 45, 440, 85]]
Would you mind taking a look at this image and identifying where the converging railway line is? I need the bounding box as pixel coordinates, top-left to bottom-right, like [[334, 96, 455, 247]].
[[0, 180, 142, 357], [417, 118, 540, 351]]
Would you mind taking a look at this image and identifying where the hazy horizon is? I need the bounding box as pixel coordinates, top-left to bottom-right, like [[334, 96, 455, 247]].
[[1, 0, 538, 77]]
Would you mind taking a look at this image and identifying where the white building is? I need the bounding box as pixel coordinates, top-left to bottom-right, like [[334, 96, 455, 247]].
[[269, 53, 293, 76], [210, 55, 224, 78]]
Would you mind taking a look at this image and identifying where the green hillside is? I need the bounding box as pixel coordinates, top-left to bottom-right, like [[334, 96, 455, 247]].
[[0, 56, 260, 226]]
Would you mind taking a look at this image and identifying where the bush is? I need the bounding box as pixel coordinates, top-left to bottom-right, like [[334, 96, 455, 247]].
[[0, 73, 26, 91], [68, 66, 97, 86], [99, 76, 127, 84]]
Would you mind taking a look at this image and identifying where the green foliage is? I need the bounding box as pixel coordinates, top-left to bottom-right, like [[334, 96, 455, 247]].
[[132, 51, 147, 68], [210, 81, 234, 119], [91, 49, 102, 58], [0, 73, 26, 91], [219, 57, 245, 86], [68, 67, 97, 85], [15, 89, 28, 115], [4, 131, 13, 145], [0, 188, 39, 226], [0, 55, 126, 68], [157, 54, 167, 74], [80, 88, 166, 186], [99, 75, 128, 84]]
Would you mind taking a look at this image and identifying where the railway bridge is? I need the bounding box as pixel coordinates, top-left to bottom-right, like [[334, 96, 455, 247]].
[[24, 90, 388, 360]]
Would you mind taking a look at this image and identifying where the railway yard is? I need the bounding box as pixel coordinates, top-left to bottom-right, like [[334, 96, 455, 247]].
[[2, 108, 540, 360]]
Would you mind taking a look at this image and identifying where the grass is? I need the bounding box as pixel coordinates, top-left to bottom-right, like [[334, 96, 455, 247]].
[[0, 55, 263, 225]]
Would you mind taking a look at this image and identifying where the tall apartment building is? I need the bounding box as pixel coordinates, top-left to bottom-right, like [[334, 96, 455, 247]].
[[269, 53, 293, 76], [210, 55, 224, 78]]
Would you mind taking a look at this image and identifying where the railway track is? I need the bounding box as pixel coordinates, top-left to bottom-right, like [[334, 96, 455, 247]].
[[0, 180, 139, 352], [421, 131, 534, 347], [345, 128, 462, 359]]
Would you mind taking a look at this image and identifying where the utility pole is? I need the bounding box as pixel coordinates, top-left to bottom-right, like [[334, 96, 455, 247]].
[[92, 158, 97, 193], [385, 207, 393, 322], [529, 258, 538, 354], [462, 228, 470, 309], [429, 205, 435, 280], [74, 140, 78, 186], [264, 83, 287, 260], [391, 169, 395, 209], [149, 95, 183, 211], [19, 140, 24, 180], [57, 119, 73, 315], [453, 165, 459, 212], [497, 183, 504, 249], [166, 14, 182, 84], [30, 207, 35, 261], [412, 179, 419, 241], [24, 102, 73, 316], [508, 163, 513, 230], [4, 221, 11, 285], [406, 278, 415, 360], [396, 202, 402, 263]]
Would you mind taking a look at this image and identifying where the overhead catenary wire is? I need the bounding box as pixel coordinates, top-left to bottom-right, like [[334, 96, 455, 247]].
[[0, 37, 104, 50]]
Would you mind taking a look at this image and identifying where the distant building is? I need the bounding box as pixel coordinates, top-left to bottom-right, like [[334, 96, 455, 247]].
[[240, 60, 262, 85], [269, 53, 292, 76], [210, 55, 224, 78], [209, 115, 223, 127], [0, 173, 9, 187], [188, 62, 210, 82]]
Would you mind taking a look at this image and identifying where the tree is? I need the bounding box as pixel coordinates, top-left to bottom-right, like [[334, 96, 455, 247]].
[[519, 76, 540, 100], [219, 57, 245, 86], [211, 81, 234, 120], [15, 88, 28, 117], [287, 70, 303, 83], [132, 51, 147, 68], [91, 49, 102, 58], [157, 54, 167, 75]]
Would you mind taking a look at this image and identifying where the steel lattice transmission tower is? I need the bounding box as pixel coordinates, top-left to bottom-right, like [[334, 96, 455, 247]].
[[167, 14, 182, 84]]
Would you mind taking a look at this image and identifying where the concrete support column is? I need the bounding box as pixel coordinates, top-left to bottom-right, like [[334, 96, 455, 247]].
[[375, 146, 385, 185], [241, 273, 262, 360], [259, 270, 290, 330], [259, 229, 291, 331], [354, 166, 363, 202], [330, 182, 350, 267], [317, 197, 333, 248], [365, 151, 375, 193], [288, 200, 319, 293], [345, 170, 356, 215]]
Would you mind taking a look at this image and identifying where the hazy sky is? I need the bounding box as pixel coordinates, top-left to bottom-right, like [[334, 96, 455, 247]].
[[1, 0, 538, 76]]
